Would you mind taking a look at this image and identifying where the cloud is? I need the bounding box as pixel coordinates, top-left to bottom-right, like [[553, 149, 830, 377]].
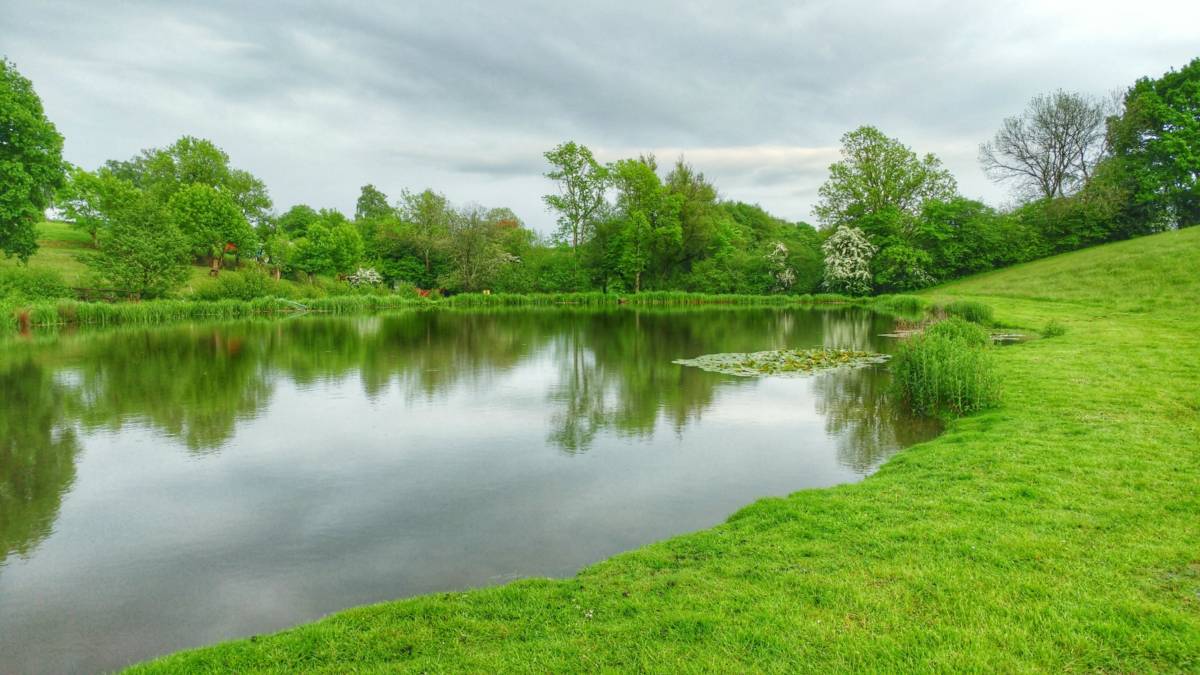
[[4, 0, 1198, 230]]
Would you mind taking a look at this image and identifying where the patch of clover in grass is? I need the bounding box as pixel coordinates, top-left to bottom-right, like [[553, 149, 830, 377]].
[[673, 348, 890, 377]]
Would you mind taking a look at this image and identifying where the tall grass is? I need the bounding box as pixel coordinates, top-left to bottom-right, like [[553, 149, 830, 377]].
[[940, 299, 994, 325], [891, 318, 1000, 417], [872, 294, 930, 318], [0, 291, 871, 333]]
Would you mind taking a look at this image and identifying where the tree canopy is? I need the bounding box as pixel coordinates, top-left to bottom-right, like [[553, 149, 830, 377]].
[[0, 58, 64, 262], [815, 126, 957, 227]]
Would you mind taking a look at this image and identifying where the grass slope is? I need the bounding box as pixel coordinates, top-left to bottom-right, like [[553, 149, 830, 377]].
[[0, 221, 298, 292], [130, 228, 1200, 672]]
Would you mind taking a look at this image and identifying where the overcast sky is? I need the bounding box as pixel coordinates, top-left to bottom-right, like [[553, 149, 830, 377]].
[[5, 0, 1198, 232]]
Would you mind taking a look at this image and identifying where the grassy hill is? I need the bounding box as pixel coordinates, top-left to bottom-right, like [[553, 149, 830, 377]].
[[0, 221, 307, 296], [120, 227, 1197, 671]]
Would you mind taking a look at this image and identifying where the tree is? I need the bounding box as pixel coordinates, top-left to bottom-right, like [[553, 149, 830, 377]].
[[327, 221, 364, 276], [543, 141, 610, 253], [397, 188, 452, 277], [276, 204, 320, 237], [1107, 58, 1200, 228], [980, 90, 1111, 199], [442, 205, 514, 292], [167, 184, 257, 275], [291, 222, 362, 279], [610, 156, 682, 293], [262, 233, 294, 280], [355, 184, 392, 222], [815, 126, 956, 228], [664, 158, 720, 272], [821, 225, 876, 296], [87, 192, 190, 298], [0, 59, 65, 262], [104, 136, 272, 227], [56, 166, 135, 246]]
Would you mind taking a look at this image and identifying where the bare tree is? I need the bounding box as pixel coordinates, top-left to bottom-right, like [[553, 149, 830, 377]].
[[980, 90, 1112, 200]]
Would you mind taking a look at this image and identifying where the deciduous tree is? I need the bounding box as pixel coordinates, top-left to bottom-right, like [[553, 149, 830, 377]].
[[815, 126, 956, 227], [980, 90, 1112, 199], [543, 142, 610, 253], [0, 59, 65, 262]]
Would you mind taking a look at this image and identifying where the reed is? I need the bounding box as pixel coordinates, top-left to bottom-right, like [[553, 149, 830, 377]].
[[891, 318, 1000, 416]]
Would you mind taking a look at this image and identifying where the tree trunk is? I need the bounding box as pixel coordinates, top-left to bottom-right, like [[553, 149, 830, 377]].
[[634, 271, 641, 294], [272, 268, 281, 281], [209, 256, 221, 277]]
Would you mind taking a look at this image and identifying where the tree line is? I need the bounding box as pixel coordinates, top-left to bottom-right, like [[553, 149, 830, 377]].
[[2, 56, 1197, 299]]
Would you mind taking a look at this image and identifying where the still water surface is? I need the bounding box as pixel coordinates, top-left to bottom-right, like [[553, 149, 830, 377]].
[[0, 307, 937, 672]]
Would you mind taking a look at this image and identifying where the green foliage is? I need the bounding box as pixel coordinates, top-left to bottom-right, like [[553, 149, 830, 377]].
[[88, 192, 191, 299], [872, 243, 934, 292], [891, 318, 1000, 416], [291, 222, 363, 278], [0, 59, 65, 262], [815, 126, 957, 227], [105, 136, 272, 227], [192, 266, 278, 301], [167, 184, 257, 268], [0, 266, 68, 300], [543, 141, 610, 250], [610, 156, 683, 292], [1107, 57, 1200, 228], [354, 184, 392, 222], [276, 204, 320, 237], [941, 299, 994, 325]]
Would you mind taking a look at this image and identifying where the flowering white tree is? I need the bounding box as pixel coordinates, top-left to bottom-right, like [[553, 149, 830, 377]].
[[765, 241, 796, 292], [347, 267, 383, 287], [821, 225, 876, 296]]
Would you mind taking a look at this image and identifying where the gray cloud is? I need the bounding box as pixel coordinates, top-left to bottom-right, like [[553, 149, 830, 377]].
[[4, 0, 1197, 230]]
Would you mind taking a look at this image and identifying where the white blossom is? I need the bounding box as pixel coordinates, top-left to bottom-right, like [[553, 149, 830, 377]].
[[821, 226, 876, 296]]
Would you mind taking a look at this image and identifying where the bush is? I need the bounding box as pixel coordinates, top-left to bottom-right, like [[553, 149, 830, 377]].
[[891, 318, 1000, 416], [0, 267, 70, 300], [942, 299, 994, 325], [192, 267, 277, 301], [1041, 320, 1067, 338]]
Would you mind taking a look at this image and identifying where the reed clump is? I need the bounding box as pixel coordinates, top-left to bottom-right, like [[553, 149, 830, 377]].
[[891, 317, 1000, 417]]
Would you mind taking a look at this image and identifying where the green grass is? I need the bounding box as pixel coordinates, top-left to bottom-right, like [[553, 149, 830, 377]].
[[129, 227, 1200, 672]]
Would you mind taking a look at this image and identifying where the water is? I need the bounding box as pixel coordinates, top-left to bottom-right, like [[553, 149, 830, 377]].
[[0, 307, 937, 672]]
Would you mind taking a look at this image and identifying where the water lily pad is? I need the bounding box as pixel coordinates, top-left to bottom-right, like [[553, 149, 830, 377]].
[[674, 348, 890, 377]]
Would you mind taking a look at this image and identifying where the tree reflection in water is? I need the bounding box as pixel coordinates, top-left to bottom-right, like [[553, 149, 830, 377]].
[[0, 306, 935, 562]]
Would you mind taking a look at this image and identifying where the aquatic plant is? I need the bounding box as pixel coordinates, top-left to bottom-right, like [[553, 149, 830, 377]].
[[891, 319, 1000, 416], [674, 348, 889, 377]]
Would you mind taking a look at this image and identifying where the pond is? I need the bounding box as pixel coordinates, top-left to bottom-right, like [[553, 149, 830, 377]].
[[0, 306, 938, 672]]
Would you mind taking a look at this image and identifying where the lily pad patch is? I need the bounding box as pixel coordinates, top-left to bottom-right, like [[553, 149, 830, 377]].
[[674, 348, 890, 377]]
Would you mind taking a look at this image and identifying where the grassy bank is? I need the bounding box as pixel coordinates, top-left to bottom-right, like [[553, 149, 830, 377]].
[[130, 227, 1200, 672]]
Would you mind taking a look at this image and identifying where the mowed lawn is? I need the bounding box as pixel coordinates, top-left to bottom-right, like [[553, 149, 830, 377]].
[[130, 228, 1200, 672]]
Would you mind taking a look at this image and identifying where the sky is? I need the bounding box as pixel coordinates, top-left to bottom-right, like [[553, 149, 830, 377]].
[[4, 0, 1198, 233]]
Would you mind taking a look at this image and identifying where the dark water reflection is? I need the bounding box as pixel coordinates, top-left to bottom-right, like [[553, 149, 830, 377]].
[[0, 307, 937, 673]]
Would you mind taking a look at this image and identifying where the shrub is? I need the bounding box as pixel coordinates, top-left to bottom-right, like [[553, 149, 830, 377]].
[[891, 319, 1000, 416], [192, 267, 277, 301], [1041, 320, 1067, 338], [0, 267, 70, 300], [942, 299, 994, 325]]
